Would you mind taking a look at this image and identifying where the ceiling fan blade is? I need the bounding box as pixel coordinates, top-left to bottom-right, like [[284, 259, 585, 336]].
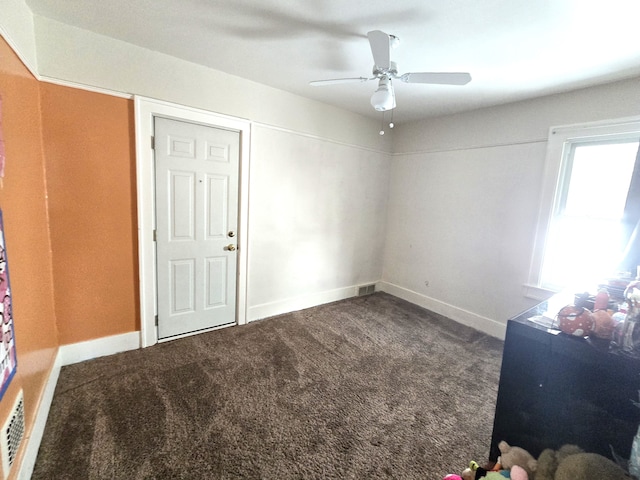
[[400, 72, 472, 85], [367, 30, 390, 69], [309, 77, 371, 86]]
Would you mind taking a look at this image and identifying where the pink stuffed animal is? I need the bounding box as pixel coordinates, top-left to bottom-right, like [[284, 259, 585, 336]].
[[510, 465, 528, 480], [444, 465, 528, 480]]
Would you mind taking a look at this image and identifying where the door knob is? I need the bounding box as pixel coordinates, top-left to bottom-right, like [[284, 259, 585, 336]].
[[225, 244, 236, 251]]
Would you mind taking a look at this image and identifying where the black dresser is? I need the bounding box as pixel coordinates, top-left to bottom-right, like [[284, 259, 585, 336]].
[[489, 292, 640, 462]]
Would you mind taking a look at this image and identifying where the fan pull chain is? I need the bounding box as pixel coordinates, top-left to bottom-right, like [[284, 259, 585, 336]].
[[379, 110, 395, 135]]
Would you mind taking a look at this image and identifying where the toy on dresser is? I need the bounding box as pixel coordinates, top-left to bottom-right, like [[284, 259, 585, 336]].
[[557, 288, 617, 339], [535, 444, 631, 480], [443, 441, 632, 480], [443, 441, 533, 480], [443, 463, 527, 480]]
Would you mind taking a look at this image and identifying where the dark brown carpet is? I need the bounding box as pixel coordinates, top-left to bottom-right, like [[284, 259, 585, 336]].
[[32, 292, 503, 479]]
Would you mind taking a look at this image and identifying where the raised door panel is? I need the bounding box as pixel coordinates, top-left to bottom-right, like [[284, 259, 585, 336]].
[[170, 259, 196, 314], [206, 175, 228, 240], [169, 171, 196, 241], [206, 257, 227, 308]]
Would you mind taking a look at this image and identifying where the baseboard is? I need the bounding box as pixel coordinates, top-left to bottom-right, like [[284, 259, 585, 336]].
[[17, 349, 62, 480], [248, 285, 362, 322], [378, 281, 507, 340], [59, 331, 141, 366]]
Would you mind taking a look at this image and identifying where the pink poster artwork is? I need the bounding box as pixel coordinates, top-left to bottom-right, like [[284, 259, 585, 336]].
[[0, 210, 16, 400]]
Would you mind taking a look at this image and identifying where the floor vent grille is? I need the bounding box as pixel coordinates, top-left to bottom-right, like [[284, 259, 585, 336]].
[[1, 390, 24, 478], [358, 284, 376, 296]]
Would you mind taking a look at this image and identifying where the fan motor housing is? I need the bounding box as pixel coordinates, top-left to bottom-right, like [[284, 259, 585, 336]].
[[373, 61, 398, 78]]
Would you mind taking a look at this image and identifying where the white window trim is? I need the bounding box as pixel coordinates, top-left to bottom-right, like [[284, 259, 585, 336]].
[[526, 115, 640, 300]]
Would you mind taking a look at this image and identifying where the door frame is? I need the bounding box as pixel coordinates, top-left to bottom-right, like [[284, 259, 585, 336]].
[[134, 96, 251, 347]]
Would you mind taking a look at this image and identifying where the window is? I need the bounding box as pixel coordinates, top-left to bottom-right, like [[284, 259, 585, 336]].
[[529, 117, 640, 294]]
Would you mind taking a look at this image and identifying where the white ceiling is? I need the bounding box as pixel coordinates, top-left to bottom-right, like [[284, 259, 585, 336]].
[[25, 0, 640, 124]]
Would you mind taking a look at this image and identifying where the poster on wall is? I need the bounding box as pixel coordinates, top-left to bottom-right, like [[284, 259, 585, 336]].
[[0, 210, 16, 401]]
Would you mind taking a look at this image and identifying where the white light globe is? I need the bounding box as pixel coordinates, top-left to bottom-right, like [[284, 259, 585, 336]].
[[371, 87, 394, 111]]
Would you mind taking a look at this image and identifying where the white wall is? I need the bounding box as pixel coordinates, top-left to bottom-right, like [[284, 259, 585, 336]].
[[0, 0, 38, 73], [382, 76, 640, 338], [248, 125, 390, 319]]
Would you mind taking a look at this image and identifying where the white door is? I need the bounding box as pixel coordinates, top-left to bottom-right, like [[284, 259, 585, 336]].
[[154, 117, 240, 339]]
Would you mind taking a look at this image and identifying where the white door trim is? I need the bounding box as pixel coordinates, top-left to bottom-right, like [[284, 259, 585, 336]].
[[134, 96, 251, 347]]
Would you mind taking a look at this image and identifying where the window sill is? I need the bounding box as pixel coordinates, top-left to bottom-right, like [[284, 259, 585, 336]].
[[522, 284, 558, 302]]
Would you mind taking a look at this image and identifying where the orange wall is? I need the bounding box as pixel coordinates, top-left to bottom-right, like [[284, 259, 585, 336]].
[[40, 84, 139, 344], [0, 34, 139, 477], [0, 37, 59, 478]]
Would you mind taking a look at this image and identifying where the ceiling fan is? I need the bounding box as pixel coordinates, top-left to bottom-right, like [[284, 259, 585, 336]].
[[310, 30, 471, 112]]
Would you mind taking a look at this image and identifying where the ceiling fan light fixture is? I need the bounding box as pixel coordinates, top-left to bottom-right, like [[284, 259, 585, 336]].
[[311, 30, 471, 116], [370, 77, 395, 111]]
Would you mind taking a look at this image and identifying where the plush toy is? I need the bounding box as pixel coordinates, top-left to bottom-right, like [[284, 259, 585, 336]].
[[592, 309, 616, 339], [460, 460, 491, 480], [498, 441, 537, 477], [510, 465, 528, 480], [458, 460, 528, 480], [535, 444, 631, 480], [460, 467, 506, 479]]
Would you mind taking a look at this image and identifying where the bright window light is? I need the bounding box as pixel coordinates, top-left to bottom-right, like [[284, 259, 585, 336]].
[[541, 140, 639, 290]]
